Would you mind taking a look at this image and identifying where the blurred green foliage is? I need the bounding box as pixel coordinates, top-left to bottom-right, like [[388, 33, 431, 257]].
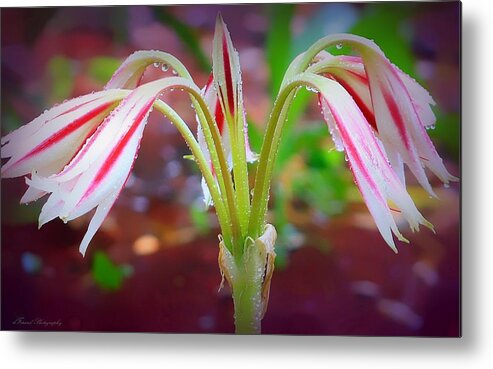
[[266, 4, 295, 96], [350, 4, 416, 74], [154, 8, 211, 72], [88, 57, 121, 84], [48, 56, 73, 101], [92, 251, 129, 291], [189, 202, 211, 235], [428, 112, 460, 162]]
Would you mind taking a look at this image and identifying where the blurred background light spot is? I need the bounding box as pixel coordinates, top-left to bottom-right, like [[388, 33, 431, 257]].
[[377, 298, 423, 330], [413, 261, 439, 287], [133, 234, 160, 255], [131, 196, 150, 213], [351, 280, 381, 299], [21, 252, 43, 275], [198, 314, 215, 331]]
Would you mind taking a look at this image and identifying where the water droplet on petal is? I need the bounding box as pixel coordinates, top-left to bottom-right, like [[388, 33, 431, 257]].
[[305, 86, 319, 93], [153, 62, 160, 68], [161, 64, 169, 72], [336, 43, 343, 50]]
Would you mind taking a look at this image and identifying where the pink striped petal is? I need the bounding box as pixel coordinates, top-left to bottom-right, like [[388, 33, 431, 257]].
[[1, 90, 125, 179], [20, 185, 47, 204], [1, 92, 103, 147], [197, 75, 230, 206], [197, 72, 257, 206], [322, 35, 457, 192], [315, 76, 431, 251], [25, 77, 194, 254], [212, 15, 240, 122], [78, 190, 120, 256], [313, 52, 437, 132]]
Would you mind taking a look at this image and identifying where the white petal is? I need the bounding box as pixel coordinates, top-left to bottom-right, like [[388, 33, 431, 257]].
[[20, 183, 47, 204], [1, 90, 125, 179], [79, 191, 119, 256], [315, 74, 430, 251], [38, 193, 64, 228]]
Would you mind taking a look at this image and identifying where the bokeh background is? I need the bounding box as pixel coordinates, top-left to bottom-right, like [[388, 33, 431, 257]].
[[1, 2, 460, 335]]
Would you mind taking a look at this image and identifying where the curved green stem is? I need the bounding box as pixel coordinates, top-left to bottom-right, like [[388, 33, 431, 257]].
[[148, 76, 241, 252], [193, 97, 242, 251], [109, 53, 242, 250], [152, 100, 234, 251], [249, 73, 330, 237], [248, 79, 303, 237], [229, 107, 251, 240], [296, 33, 381, 75], [248, 36, 368, 237]]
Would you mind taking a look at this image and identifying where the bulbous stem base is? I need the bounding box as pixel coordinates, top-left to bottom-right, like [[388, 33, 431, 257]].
[[218, 224, 277, 334]]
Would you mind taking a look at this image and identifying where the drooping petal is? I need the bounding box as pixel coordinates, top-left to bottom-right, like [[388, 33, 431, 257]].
[[20, 184, 47, 204], [316, 35, 457, 193], [2, 92, 105, 147], [25, 77, 197, 255], [311, 52, 438, 131], [78, 190, 120, 256], [1, 90, 126, 179], [314, 52, 376, 131], [312, 74, 431, 251], [399, 70, 437, 129], [37, 191, 64, 228]]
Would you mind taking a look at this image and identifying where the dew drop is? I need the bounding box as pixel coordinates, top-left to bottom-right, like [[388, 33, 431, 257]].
[[153, 62, 160, 68], [336, 43, 343, 50], [161, 63, 169, 72], [172, 69, 178, 75], [305, 86, 319, 93], [443, 183, 450, 189]]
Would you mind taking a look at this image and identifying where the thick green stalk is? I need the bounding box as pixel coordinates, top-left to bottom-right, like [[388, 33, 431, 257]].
[[231, 256, 263, 334]]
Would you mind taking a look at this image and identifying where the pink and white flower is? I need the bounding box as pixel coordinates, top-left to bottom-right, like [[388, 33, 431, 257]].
[[197, 16, 257, 206], [3, 77, 195, 256], [310, 36, 458, 193], [197, 74, 257, 206], [1, 90, 127, 203], [310, 74, 433, 251]]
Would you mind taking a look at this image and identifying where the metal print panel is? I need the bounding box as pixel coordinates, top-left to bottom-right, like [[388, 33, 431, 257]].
[[1, 2, 460, 335]]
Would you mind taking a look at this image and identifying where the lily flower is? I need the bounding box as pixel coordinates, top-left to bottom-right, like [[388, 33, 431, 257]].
[[1, 90, 127, 203], [196, 15, 257, 209], [197, 73, 257, 206], [3, 77, 198, 256], [310, 52, 437, 132], [307, 73, 433, 251], [308, 45, 457, 191]]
